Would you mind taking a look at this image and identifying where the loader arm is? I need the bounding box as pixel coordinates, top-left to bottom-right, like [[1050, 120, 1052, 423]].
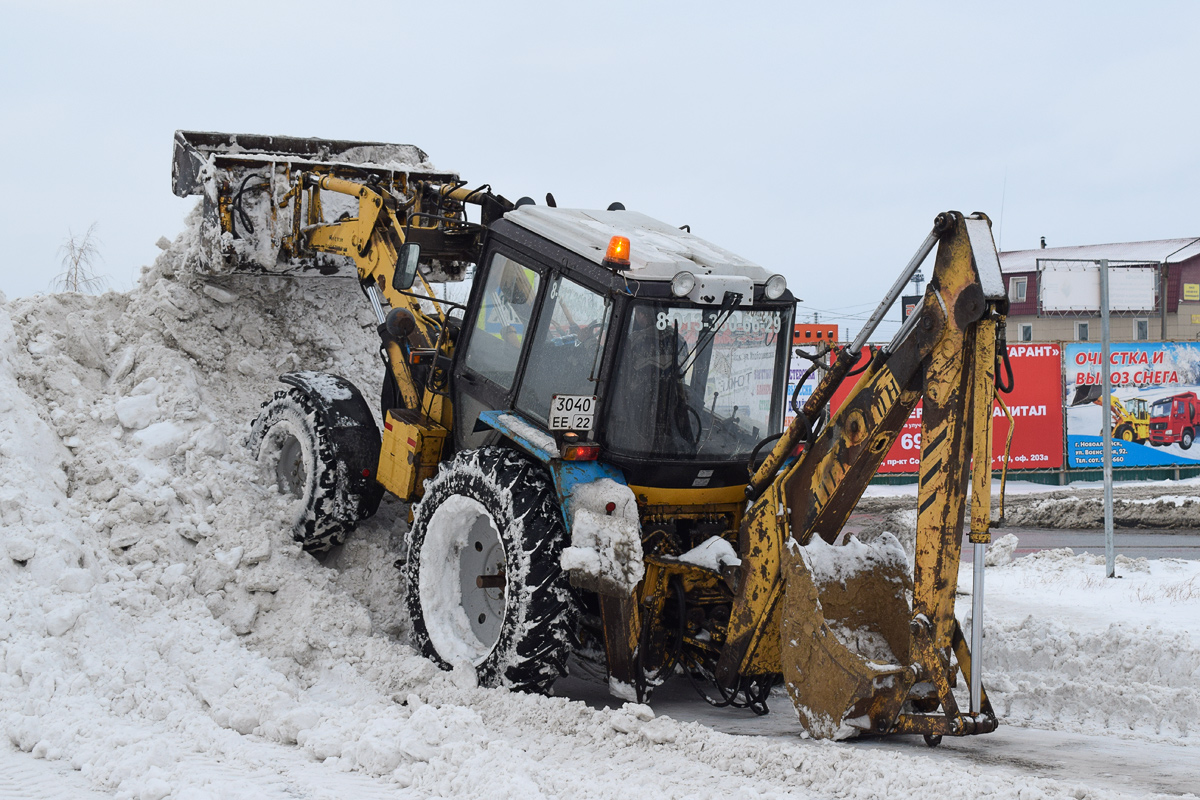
[[721, 211, 1007, 740], [298, 177, 509, 426]]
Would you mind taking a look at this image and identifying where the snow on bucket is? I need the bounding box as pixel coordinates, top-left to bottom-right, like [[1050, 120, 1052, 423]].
[[780, 533, 915, 740]]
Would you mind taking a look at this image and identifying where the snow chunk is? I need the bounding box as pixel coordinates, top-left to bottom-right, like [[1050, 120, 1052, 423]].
[[57, 568, 95, 593], [678, 535, 741, 572], [986, 533, 1019, 566], [560, 479, 644, 596], [201, 284, 239, 304], [5, 535, 36, 563], [45, 602, 84, 636], [132, 420, 190, 459], [115, 393, 159, 430]]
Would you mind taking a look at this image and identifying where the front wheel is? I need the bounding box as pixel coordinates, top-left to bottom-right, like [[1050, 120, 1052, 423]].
[[403, 447, 575, 692], [1182, 429, 1194, 450], [247, 389, 369, 552]]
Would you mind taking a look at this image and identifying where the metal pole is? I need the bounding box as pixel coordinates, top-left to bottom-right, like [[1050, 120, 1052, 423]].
[[970, 542, 984, 713], [1099, 259, 1115, 578]]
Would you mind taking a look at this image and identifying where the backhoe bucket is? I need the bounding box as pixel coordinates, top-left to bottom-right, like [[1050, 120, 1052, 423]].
[[780, 534, 915, 740], [171, 130, 459, 277]]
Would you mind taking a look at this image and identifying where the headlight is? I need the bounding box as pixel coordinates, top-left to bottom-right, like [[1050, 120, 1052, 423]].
[[765, 274, 787, 300], [671, 271, 696, 298]]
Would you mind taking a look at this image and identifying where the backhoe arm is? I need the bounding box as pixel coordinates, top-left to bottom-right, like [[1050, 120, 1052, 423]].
[[720, 211, 1007, 740]]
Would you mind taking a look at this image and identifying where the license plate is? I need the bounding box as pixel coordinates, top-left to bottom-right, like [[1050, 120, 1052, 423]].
[[549, 394, 597, 431]]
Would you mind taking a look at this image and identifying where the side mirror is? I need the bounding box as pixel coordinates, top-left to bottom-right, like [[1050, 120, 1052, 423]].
[[393, 243, 421, 291]]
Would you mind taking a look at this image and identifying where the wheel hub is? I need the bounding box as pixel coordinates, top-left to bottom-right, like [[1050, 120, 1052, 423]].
[[417, 495, 509, 666], [274, 433, 305, 496], [460, 513, 506, 648]]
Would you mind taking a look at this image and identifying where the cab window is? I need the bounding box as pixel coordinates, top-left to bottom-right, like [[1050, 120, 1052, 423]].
[[461, 253, 541, 390], [517, 275, 611, 423]]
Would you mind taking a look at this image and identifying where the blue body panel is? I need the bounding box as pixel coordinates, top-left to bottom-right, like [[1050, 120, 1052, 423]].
[[476, 409, 628, 530]]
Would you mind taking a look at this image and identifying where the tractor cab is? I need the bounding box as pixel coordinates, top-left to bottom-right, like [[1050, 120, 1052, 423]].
[[448, 207, 797, 492]]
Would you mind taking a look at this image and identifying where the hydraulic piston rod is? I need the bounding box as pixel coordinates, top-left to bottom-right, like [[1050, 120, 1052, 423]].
[[746, 217, 946, 499], [849, 226, 940, 353]]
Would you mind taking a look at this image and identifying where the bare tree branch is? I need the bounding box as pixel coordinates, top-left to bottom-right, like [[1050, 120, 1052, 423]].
[[53, 223, 106, 293]]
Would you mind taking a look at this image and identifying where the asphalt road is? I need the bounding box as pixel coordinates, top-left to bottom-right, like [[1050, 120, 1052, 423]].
[[557, 675, 1200, 799], [966, 528, 1200, 560]]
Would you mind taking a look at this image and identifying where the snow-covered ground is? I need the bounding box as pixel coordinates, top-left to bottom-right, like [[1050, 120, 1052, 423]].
[[1, 214, 1199, 799]]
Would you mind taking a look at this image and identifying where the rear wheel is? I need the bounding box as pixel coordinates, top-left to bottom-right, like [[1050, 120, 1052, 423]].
[[403, 447, 574, 692], [248, 389, 364, 552]]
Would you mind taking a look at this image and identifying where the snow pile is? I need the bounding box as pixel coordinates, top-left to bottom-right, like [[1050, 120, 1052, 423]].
[[969, 549, 1200, 743], [985, 532, 1019, 566]]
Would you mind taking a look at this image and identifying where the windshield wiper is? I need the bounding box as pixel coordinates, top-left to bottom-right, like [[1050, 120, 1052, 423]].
[[677, 290, 742, 377]]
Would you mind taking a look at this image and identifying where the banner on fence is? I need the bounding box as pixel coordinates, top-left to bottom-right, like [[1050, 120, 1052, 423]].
[[830, 343, 1064, 473], [1064, 342, 1200, 468]]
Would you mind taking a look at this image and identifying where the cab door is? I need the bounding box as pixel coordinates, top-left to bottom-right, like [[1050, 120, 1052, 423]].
[[452, 249, 545, 451]]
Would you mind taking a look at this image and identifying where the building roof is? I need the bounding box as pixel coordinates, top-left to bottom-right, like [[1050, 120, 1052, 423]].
[[1000, 237, 1200, 273], [505, 206, 775, 283]]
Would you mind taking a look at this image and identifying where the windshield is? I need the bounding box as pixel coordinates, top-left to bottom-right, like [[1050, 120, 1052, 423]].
[[604, 301, 790, 459], [1151, 399, 1171, 418]]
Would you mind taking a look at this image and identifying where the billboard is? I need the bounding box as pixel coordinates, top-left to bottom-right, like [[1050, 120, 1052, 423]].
[[1039, 263, 1157, 312], [831, 343, 1064, 473], [1065, 342, 1200, 468]]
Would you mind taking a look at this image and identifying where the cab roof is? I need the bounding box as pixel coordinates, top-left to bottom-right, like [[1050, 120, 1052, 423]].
[[505, 206, 778, 284]]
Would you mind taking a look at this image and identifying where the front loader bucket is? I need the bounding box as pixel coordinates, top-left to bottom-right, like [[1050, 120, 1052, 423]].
[[780, 534, 915, 740], [1069, 383, 1104, 407], [171, 130, 460, 277]]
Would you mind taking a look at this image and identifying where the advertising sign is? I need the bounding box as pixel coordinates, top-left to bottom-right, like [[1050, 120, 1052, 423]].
[[786, 325, 837, 429], [1065, 342, 1200, 468], [831, 343, 1064, 473], [786, 347, 822, 430]]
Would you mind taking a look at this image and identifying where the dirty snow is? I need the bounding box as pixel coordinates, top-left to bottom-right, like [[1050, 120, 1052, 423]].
[[561, 477, 644, 596], [0, 209, 1198, 798]]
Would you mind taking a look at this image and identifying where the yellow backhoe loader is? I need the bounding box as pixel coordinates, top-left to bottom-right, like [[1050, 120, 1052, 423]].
[[173, 130, 1007, 743]]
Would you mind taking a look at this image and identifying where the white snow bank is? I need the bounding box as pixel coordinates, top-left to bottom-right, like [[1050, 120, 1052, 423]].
[[967, 548, 1200, 743]]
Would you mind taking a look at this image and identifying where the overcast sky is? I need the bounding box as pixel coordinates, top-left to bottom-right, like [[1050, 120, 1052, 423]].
[[2, 1, 1197, 341]]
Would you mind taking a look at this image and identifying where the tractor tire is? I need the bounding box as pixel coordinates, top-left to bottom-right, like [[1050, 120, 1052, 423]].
[[403, 447, 575, 692], [1115, 425, 1134, 442], [1182, 429, 1194, 450], [248, 388, 367, 553]]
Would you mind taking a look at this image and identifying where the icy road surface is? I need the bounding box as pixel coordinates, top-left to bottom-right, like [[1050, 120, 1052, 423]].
[[2, 213, 1198, 799]]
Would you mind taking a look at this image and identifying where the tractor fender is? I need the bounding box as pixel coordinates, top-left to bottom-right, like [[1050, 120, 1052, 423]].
[[279, 371, 384, 513], [476, 408, 643, 596]]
